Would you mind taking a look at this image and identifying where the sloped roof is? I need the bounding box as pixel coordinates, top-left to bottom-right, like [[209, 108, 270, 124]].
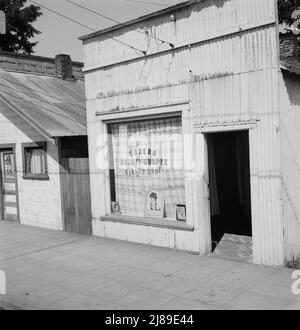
[[0, 70, 86, 138]]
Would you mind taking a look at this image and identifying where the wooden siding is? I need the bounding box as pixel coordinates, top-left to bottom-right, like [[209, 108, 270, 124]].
[[59, 137, 92, 235]]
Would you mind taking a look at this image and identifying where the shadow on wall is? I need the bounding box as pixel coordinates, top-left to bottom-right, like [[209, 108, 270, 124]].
[[0, 99, 59, 164], [282, 70, 300, 106], [280, 70, 300, 264]]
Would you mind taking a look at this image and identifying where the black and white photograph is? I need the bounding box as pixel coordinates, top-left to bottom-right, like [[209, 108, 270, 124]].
[[145, 190, 164, 218], [175, 204, 186, 221], [0, 0, 299, 315]]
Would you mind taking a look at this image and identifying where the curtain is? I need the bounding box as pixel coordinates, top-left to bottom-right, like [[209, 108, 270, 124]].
[[208, 138, 220, 217], [26, 149, 46, 174], [236, 136, 244, 206], [236, 134, 251, 217], [110, 117, 185, 219]]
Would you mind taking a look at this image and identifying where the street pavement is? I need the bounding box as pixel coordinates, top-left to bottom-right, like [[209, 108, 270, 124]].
[[0, 221, 299, 310]]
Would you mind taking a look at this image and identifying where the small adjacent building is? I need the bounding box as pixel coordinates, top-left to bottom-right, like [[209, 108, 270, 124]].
[[80, 0, 300, 266], [0, 52, 92, 235]]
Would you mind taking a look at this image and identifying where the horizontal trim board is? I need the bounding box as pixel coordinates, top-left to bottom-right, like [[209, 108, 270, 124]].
[[100, 215, 194, 232], [97, 103, 189, 122], [5, 214, 18, 221], [0, 50, 83, 66], [4, 191, 17, 196], [4, 202, 17, 208], [194, 120, 260, 133]]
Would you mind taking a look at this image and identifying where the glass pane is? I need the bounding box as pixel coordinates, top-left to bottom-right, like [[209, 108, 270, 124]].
[[26, 148, 46, 175], [109, 117, 185, 220], [3, 153, 15, 179]]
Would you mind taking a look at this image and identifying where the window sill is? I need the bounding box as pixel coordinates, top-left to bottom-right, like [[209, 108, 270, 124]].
[[22, 175, 50, 181], [100, 215, 194, 232]]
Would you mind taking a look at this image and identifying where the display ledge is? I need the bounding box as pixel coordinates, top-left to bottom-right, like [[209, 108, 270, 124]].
[[100, 215, 194, 232]]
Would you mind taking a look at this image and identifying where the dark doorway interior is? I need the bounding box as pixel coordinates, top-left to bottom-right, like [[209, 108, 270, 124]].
[[207, 131, 252, 251]]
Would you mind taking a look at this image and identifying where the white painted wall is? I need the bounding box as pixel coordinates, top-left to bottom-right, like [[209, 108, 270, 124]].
[[280, 71, 300, 264], [0, 110, 63, 230]]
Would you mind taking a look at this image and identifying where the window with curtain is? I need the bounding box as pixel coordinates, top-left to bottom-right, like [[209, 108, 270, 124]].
[[108, 117, 186, 221], [23, 143, 48, 179]]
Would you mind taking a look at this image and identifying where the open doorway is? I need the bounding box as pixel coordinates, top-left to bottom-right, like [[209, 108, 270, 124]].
[[207, 131, 252, 253]]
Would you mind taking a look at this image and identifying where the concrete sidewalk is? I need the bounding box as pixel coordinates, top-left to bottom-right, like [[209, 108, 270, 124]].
[[0, 221, 299, 310]]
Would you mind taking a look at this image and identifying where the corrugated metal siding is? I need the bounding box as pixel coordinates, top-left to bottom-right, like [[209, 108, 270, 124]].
[[192, 66, 284, 266], [0, 70, 86, 137], [83, 0, 285, 265], [280, 71, 300, 262], [249, 114, 284, 266], [84, 27, 277, 113], [83, 0, 275, 70], [192, 68, 278, 123]]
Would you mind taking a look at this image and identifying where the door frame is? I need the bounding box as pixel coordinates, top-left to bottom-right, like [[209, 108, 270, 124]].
[[0, 144, 20, 223], [205, 130, 253, 248], [195, 121, 257, 258], [57, 137, 92, 235]]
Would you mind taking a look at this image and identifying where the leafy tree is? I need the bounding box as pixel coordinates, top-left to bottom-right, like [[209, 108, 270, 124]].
[[278, 0, 300, 25], [0, 0, 42, 54]]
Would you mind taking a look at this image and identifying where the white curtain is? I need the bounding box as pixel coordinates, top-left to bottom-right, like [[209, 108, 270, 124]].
[[26, 149, 46, 174], [208, 138, 220, 217], [236, 134, 251, 217]]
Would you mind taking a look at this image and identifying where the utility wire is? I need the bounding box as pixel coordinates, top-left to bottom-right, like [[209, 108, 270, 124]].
[[28, 0, 146, 55], [65, 0, 120, 25], [64, 0, 174, 48], [125, 0, 172, 7]]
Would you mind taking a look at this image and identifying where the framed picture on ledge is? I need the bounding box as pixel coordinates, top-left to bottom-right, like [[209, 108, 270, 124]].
[[111, 201, 121, 215], [176, 204, 187, 222], [144, 190, 164, 219]]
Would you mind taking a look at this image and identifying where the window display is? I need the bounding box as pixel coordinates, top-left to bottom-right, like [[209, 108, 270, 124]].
[[109, 117, 185, 221]]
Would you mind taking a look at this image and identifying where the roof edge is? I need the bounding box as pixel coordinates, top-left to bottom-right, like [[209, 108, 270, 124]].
[[0, 91, 54, 141], [79, 0, 194, 41], [0, 51, 83, 67]]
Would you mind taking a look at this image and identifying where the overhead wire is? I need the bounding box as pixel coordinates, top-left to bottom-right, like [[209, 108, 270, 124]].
[[124, 0, 172, 7], [64, 0, 174, 49], [28, 0, 147, 55]]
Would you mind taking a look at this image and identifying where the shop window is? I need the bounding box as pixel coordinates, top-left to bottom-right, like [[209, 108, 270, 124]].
[[22, 142, 49, 180], [108, 117, 186, 222]]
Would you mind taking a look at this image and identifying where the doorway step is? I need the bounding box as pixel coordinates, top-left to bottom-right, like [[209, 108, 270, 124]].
[[211, 234, 253, 264]]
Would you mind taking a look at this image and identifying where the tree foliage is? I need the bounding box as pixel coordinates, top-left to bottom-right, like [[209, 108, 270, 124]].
[[278, 0, 300, 25], [0, 0, 42, 54]]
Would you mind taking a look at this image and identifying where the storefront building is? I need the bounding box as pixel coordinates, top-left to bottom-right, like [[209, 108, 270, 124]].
[[81, 0, 299, 267], [0, 52, 92, 235]]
